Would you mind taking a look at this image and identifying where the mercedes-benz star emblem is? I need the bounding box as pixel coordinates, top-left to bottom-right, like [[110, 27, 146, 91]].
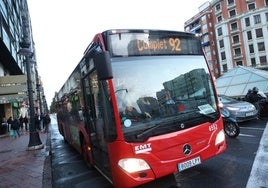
[[183, 144, 191, 155], [180, 123, 185, 129]]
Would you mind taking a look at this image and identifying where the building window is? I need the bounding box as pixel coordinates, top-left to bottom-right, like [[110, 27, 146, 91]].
[[229, 9, 236, 17], [256, 28, 263, 38], [245, 17, 250, 26], [248, 3, 255, 10], [217, 15, 222, 22], [230, 22, 238, 30], [247, 31, 252, 40], [249, 44, 254, 53], [254, 14, 261, 24], [236, 61, 243, 66], [251, 58, 256, 66], [233, 35, 239, 43], [216, 3, 221, 11], [2, 27, 11, 50], [201, 15, 207, 22], [219, 39, 224, 48], [221, 51, 226, 60], [0, 1, 7, 19], [260, 56, 267, 65], [266, 13, 268, 22], [222, 64, 228, 72], [228, 0, 234, 5], [234, 48, 241, 56], [202, 24, 208, 31], [258, 42, 265, 51], [206, 51, 211, 60], [217, 27, 222, 36]]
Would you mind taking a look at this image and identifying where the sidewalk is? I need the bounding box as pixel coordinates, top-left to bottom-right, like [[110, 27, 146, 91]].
[[0, 130, 51, 188], [246, 120, 268, 187]]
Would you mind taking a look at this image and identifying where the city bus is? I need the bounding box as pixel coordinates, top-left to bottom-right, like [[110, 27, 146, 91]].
[[55, 29, 226, 188]]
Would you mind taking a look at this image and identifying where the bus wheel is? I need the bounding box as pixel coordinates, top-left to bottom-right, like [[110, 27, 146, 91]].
[[60, 123, 67, 142], [81, 138, 90, 166]]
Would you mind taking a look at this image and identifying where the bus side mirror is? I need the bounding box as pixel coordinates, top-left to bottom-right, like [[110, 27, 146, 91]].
[[94, 51, 113, 80]]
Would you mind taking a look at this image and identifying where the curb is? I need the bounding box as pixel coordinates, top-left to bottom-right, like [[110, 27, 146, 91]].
[[0, 133, 9, 138], [42, 130, 52, 188], [246, 120, 268, 187]]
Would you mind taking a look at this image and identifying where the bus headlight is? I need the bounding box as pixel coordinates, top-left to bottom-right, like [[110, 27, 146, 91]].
[[118, 158, 150, 173], [215, 130, 225, 145]]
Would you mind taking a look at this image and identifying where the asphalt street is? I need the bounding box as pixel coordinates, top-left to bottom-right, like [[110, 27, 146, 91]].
[[49, 115, 268, 188]]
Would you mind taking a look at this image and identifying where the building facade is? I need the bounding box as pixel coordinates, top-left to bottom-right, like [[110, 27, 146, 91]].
[[0, 0, 47, 123], [185, 2, 221, 78], [184, 0, 268, 77]]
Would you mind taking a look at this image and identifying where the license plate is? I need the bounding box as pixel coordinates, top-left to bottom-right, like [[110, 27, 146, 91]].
[[246, 112, 254, 116], [178, 157, 201, 172]]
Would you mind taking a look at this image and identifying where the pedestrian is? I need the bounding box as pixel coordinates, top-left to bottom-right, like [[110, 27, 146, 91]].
[[19, 115, 24, 131], [245, 89, 252, 102], [11, 117, 20, 138], [43, 114, 51, 133], [24, 116, 29, 131], [7, 116, 12, 132], [34, 113, 41, 131], [248, 87, 262, 119], [1, 117, 8, 135], [248, 87, 260, 104], [40, 113, 44, 130]]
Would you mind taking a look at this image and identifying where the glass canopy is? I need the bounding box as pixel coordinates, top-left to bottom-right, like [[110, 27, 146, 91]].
[[216, 66, 268, 97]]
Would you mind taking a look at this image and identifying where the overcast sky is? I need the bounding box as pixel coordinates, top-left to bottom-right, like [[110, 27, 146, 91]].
[[27, 0, 209, 107]]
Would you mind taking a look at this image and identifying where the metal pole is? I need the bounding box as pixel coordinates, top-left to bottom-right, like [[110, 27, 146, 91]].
[[25, 55, 43, 150], [18, 1, 43, 150], [35, 68, 43, 115]]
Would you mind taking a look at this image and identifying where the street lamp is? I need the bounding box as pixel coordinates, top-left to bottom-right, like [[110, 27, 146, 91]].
[[18, 47, 43, 150], [34, 65, 43, 116]]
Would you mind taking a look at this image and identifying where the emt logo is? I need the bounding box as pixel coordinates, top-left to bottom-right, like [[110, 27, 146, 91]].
[[134, 143, 152, 154]]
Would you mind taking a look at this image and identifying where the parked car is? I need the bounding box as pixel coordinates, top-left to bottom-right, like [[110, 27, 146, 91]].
[[218, 95, 258, 122]]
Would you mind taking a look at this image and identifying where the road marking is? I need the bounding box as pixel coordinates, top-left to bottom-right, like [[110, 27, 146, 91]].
[[238, 134, 255, 137], [240, 127, 264, 131], [246, 121, 268, 188]]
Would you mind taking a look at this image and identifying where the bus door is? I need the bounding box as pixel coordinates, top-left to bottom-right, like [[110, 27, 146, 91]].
[[82, 71, 111, 178]]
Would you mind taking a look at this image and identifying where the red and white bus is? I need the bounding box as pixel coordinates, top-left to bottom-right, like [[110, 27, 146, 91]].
[[55, 29, 226, 188]]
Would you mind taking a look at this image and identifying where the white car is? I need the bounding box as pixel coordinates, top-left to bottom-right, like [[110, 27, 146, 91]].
[[218, 95, 258, 122]]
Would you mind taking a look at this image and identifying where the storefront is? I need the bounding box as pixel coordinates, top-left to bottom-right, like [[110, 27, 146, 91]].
[[0, 75, 28, 135]]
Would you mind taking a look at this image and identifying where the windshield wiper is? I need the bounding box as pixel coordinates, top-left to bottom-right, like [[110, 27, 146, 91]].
[[135, 111, 219, 140], [197, 111, 218, 122], [136, 120, 171, 139], [135, 111, 193, 139]]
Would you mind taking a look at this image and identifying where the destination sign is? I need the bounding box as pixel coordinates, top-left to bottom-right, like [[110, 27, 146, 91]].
[[107, 30, 202, 56], [136, 38, 181, 52]]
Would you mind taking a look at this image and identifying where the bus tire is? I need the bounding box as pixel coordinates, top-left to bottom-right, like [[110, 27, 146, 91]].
[[81, 137, 90, 166], [60, 124, 67, 142]]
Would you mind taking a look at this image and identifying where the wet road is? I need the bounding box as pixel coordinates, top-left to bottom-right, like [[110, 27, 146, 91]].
[[49, 115, 268, 188], [50, 117, 112, 188]]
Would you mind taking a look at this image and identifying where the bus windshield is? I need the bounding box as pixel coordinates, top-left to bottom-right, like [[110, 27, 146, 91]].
[[112, 55, 219, 142]]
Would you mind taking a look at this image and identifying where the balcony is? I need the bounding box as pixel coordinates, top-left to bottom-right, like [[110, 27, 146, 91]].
[[190, 24, 201, 33], [227, 3, 236, 10], [215, 10, 222, 16], [230, 28, 240, 35], [232, 41, 241, 48], [202, 41, 210, 47], [234, 53, 243, 60]]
